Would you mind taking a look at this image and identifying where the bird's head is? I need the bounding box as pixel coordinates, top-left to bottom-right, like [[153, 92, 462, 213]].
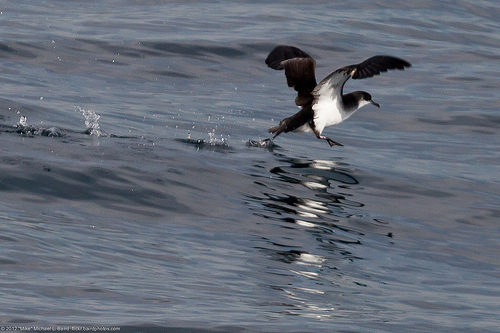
[[342, 91, 381, 112], [357, 91, 380, 108]]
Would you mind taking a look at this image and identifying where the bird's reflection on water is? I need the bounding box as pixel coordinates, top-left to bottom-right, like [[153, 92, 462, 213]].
[[246, 153, 392, 319], [246, 153, 390, 262]]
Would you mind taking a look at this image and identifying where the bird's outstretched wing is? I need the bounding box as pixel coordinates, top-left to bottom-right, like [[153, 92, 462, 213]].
[[265, 46, 317, 107], [314, 55, 412, 98], [349, 55, 411, 79]]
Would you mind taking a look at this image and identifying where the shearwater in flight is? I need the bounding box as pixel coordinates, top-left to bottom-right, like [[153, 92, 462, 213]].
[[265, 45, 411, 147]]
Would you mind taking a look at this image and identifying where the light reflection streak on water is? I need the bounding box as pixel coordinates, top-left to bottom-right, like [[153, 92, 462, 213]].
[[282, 287, 336, 319]]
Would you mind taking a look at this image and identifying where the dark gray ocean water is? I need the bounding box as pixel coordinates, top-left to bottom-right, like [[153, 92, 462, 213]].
[[1, 1, 499, 332]]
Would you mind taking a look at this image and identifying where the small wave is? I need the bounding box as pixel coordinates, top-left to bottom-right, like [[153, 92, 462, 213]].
[[0, 109, 142, 140], [3, 113, 99, 138], [13, 116, 64, 137], [175, 128, 235, 152], [175, 138, 233, 151], [175, 137, 234, 152]]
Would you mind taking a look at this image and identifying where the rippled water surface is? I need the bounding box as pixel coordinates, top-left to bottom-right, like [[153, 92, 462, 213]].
[[1, 1, 499, 332]]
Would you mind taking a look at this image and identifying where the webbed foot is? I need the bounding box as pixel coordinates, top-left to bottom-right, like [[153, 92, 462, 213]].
[[318, 135, 343, 147]]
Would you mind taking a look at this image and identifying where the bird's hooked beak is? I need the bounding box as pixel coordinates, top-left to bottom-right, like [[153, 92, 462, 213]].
[[370, 99, 380, 108]]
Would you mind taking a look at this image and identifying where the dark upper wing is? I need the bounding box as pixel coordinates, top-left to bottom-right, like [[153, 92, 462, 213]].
[[349, 55, 411, 79], [314, 55, 411, 100], [265, 45, 312, 70], [265, 46, 317, 106]]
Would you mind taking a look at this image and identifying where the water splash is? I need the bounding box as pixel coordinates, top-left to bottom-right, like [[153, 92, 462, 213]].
[[14, 115, 36, 135], [207, 129, 228, 146], [247, 137, 279, 151], [18, 116, 27, 127], [78, 107, 102, 136]]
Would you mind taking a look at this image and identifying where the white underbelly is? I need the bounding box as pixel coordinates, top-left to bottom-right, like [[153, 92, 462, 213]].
[[312, 98, 345, 132]]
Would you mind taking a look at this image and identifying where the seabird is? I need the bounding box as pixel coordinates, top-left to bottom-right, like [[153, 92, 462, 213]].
[[265, 45, 411, 146]]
